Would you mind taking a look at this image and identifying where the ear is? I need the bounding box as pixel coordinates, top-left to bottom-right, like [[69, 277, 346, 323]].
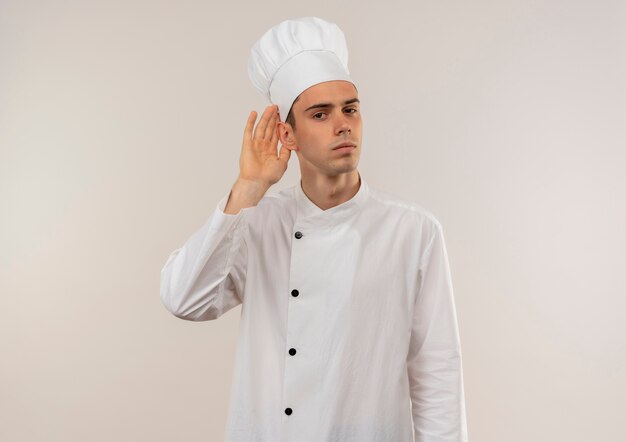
[[277, 121, 298, 151]]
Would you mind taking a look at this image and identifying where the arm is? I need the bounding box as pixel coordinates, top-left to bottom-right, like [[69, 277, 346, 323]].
[[407, 217, 469, 441], [159, 104, 289, 321], [159, 189, 251, 321]]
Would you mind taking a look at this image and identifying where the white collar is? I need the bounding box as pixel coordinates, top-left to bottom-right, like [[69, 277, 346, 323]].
[[294, 172, 369, 229]]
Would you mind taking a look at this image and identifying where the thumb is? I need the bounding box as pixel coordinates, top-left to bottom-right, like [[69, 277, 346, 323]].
[[278, 144, 291, 163]]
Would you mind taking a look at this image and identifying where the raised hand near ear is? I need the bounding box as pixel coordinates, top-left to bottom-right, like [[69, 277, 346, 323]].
[[239, 104, 290, 186], [224, 104, 290, 214]]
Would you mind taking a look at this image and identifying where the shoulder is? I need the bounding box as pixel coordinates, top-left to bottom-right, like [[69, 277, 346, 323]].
[[258, 184, 295, 207], [245, 183, 297, 218], [366, 185, 443, 232]]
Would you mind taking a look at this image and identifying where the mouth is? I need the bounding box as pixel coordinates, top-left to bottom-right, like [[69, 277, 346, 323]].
[[332, 141, 357, 150]]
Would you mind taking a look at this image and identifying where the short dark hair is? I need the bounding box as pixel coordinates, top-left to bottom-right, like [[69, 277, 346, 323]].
[[285, 94, 301, 130], [285, 108, 296, 130]]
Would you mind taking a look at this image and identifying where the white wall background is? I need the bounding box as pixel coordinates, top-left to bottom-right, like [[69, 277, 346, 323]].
[[1, 0, 625, 441]]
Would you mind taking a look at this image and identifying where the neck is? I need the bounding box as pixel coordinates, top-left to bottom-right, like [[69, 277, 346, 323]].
[[299, 170, 361, 211]]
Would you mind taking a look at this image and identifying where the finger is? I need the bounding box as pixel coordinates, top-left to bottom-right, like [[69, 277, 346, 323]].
[[243, 110, 257, 143], [254, 105, 275, 139], [254, 104, 277, 140], [278, 143, 291, 163], [264, 109, 279, 140], [270, 116, 280, 145]]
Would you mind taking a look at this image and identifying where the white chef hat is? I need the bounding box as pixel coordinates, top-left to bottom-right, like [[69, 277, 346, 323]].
[[247, 16, 355, 123]]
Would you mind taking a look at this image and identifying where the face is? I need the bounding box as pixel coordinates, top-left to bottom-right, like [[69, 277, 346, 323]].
[[278, 80, 362, 179]]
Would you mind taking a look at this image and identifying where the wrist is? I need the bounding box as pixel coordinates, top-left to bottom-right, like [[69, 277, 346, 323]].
[[233, 176, 271, 197], [223, 177, 270, 214]]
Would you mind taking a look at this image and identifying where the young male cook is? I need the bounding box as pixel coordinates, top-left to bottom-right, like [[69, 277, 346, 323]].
[[161, 16, 469, 442]]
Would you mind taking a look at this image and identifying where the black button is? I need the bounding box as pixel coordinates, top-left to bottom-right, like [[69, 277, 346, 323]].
[[291, 289, 299, 297], [285, 407, 292, 415], [294, 231, 303, 239], [289, 348, 296, 356]]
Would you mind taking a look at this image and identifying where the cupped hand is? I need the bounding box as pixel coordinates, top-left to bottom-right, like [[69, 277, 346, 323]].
[[238, 104, 291, 187]]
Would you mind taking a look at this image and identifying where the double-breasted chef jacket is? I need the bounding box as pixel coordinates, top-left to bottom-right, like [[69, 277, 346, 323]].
[[160, 172, 469, 441]]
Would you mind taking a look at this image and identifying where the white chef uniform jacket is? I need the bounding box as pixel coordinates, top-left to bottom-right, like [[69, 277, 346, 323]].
[[160, 173, 469, 442]]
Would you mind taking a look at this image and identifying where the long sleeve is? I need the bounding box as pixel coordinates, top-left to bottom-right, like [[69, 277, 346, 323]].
[[406, 218, 469, 441], [159, 191, 251, 321]]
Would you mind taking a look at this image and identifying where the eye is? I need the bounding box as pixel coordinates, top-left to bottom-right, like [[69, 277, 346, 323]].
[[312, 112, 326, 119], [345, 108, 358, 114]]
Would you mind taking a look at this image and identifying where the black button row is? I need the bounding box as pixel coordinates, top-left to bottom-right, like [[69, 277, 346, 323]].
[[285, 237, 302, 418], [290, 226, 301, 410]]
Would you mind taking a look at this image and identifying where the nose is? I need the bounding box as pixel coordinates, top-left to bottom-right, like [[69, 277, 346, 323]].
[[334, 111, 351, 135]]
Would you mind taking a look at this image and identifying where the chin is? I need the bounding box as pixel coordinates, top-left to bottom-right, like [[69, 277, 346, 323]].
[[334, 163, 359, 174]]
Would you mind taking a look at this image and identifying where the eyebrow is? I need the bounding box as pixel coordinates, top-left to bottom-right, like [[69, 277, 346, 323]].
[[303, 98, 360, 112]]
